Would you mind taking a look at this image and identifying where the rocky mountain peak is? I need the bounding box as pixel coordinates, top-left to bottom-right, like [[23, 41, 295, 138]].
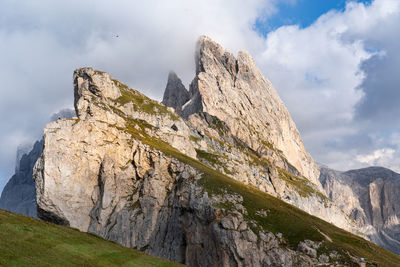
[[194, 35, 237, 76], [161, 71, 189, 113], [178, 36, 321, 187]]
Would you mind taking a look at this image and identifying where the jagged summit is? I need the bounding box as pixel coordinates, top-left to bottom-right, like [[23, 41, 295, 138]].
[[194, 35, 238, 75], [168, 35, 320, 187], [161, 71, 189, 113]]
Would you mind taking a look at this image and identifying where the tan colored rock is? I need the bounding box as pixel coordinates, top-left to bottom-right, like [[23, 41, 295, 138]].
[[74, 68, 121, 122], [180, 36, 321, 189], [34, 119, 135, 229]]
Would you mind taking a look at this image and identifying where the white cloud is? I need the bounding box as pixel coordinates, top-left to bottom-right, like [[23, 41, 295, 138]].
[[357, 148, 395, 165], [255, 0, 400, 172], [355, 148, 400, 172]]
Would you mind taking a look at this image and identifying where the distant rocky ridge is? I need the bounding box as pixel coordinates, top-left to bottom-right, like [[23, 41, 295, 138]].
[[14, 143, 33, 173], [0, 140, 43, 218], [320, 166, 400, 254], [0, 108, 75, 217], [50, 108, 76, 122]]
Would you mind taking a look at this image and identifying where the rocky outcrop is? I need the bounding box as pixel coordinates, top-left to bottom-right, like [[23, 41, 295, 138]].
[[30, 37, 393, 266], [320, 166, 400, 254], [162, 71, 190, 113], [0, 140, 43, 217], [179, 36, 320, 188]]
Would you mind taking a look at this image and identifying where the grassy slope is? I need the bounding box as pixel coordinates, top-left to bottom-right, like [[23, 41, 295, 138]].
[[139, 135, 400, 266], [113, 80, 400, 266], [200, 173, 400, 266], [0, 210, 182, 267]]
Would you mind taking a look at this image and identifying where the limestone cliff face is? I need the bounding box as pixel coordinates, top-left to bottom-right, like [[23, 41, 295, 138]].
[[31, 37, 380, 266], [320, 166, 400, 254], [0, 140, 43, 218], [176, 36, 320, 188]]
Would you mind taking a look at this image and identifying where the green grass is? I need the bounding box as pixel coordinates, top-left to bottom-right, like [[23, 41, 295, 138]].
[[260, 140, 283, 154], [195, 149, 223, 165], [112, 80, 179, 121], [277, 168, 330, 204], [189, 135, 201, 143], [0, 210, 182, 267], [204, 114, 227, 136]]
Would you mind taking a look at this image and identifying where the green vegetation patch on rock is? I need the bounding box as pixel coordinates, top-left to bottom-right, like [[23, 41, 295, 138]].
[[278, 168, 324, 199], [197, 170, 400, 266], [112, 80, 179, 121], [195, 149, 223, 166]]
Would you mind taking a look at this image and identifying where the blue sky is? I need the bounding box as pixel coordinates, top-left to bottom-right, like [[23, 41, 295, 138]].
[[256, 0, 372, 34]]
